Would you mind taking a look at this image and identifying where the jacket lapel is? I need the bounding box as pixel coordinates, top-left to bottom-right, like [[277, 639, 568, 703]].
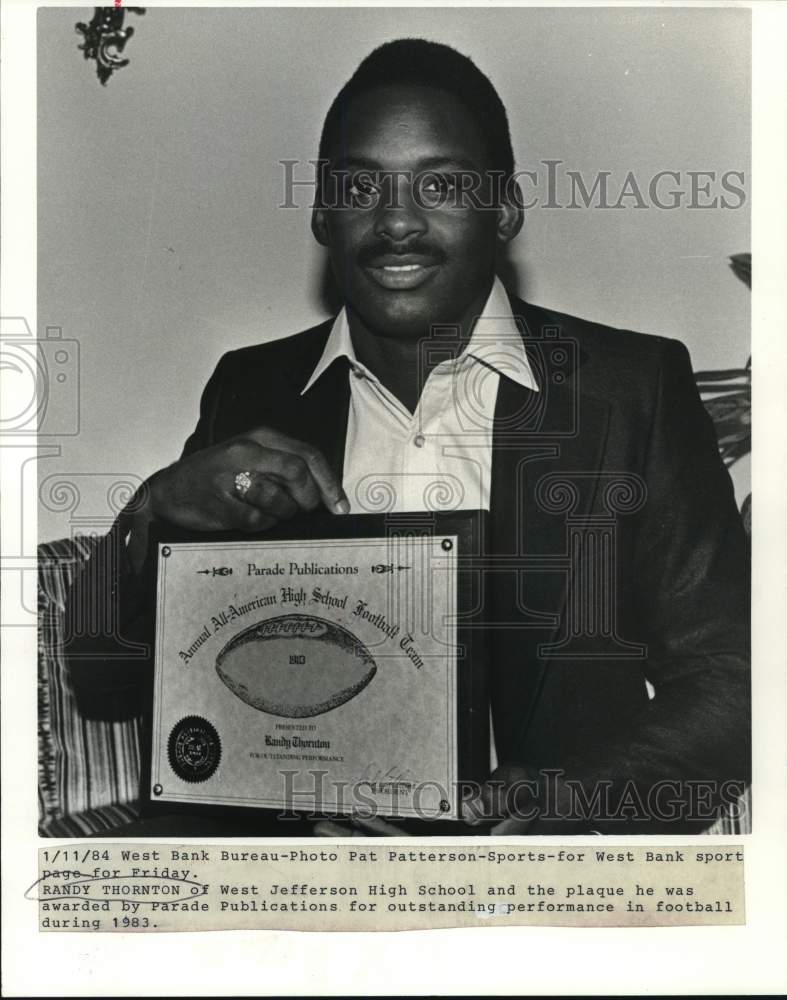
[[488, 301, 611, 761], [286, 355, 352, 483], [222, 320, 351, 484], [279, 322, 351, 483]]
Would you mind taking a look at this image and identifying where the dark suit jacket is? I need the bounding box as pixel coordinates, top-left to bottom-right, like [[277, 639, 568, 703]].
[[65, 293, 750, 833]]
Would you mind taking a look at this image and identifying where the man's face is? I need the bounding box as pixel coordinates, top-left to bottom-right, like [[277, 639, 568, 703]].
[[313, 84, 520, 339]]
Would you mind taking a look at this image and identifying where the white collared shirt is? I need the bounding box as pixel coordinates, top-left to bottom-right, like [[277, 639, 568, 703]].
[[302, 277, 539, 514], [304, 279, 538, 775]]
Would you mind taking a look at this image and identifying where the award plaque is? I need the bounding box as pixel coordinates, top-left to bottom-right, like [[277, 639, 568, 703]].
[[147, 512, 488, 820]]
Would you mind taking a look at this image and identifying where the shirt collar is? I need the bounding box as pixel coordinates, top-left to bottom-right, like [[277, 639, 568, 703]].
[[301, 276, 539, 395]]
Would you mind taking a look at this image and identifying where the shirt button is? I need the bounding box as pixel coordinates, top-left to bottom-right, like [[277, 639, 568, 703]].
[[413, 434, 425, 448], [352, 368, 364, 379]]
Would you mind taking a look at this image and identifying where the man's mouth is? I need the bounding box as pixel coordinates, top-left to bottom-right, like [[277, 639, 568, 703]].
[[361, 253, 443, 291]]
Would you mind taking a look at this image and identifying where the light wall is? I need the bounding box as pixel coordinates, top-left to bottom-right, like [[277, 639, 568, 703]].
[[38, 6, 751, 541]]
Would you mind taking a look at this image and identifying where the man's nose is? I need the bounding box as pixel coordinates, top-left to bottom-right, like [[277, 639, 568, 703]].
[[372, 178, 428, 242]]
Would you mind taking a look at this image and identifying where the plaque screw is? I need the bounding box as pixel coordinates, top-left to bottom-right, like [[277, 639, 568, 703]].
[[439, 799, 450, 812], [153, 784, 163, 796], [441, 539, 453, 552], [162, 546, 171, 558]]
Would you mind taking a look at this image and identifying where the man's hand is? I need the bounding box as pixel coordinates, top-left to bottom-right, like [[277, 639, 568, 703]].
[[460, 764, 586, 835], [460, 764, 540, 835], [127, 428, 349, 568], [150, 428, 350, 530]]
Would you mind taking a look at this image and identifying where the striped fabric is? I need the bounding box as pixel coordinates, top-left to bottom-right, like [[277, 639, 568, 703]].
[[38, 536, 141, 837], [37, 535, 751, 836]]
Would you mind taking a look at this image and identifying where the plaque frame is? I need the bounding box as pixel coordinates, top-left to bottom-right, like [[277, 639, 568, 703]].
[[140, 510, 489, 829]]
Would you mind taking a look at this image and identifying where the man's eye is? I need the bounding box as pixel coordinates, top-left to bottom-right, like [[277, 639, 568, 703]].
[[346, 175, 381, 203], [421, 174, 456, 194], [349, 178, 377, 195], [417, 173, 458, 206]]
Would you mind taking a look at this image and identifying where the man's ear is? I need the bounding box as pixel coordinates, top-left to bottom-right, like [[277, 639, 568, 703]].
[[311, 205, 330, 247], [496, 177, 524, 244]]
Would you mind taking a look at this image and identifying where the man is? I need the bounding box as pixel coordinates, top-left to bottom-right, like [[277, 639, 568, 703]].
[[64, 39, 750, 835]]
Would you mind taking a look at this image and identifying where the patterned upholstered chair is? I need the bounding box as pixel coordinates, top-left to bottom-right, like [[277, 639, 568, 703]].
[[38, 536, 142, 836]]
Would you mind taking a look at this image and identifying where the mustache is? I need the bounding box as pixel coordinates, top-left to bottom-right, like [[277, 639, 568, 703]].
[[357, 241, 447, 266]]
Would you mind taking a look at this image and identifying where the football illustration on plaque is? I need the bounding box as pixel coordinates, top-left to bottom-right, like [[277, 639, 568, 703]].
[[215, 614, 377, 717]]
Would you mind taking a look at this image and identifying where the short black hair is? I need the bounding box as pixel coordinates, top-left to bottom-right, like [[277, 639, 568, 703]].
[[318, 38, 515, 178]]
